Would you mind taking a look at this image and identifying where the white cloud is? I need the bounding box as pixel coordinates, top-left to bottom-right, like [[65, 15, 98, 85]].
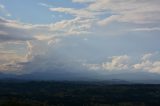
[[89, 0, 160, 25], [102, 55, 130, 71], [48, 38, 61, 46], [133, 61, 160, 74], [131, 27, 160, 32], [50, 0, 160, 30], [97, 15, 119, 26], [49, 7, 97, 18], [34, 35, 53, 41], [133, 52, 160, 73], [72, 0, 96, 3], [38, 2, 51, 8], [50, 17, 94, 35], [141, 53, 153, 61], [0, 16, 91, 42], [26, 41, 33, 60], [85, 55, 130, 71], [84, 53, 160, 74]]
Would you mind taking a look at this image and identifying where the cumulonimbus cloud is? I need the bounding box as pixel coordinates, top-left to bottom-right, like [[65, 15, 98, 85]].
[[0, 15, 93, 73]]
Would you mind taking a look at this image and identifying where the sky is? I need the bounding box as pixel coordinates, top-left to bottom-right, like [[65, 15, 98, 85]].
[[0, 0, 160, 80]]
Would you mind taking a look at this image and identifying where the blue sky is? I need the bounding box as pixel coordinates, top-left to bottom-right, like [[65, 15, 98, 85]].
[[0, 0, 85, 24], [0, 0, 160, 80]]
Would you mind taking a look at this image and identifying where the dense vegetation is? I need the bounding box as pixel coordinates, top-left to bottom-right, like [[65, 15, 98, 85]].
[[0, 80, 160, 106]]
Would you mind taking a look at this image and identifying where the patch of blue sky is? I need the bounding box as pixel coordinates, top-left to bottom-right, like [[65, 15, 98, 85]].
[[0, 0, 78, 24]]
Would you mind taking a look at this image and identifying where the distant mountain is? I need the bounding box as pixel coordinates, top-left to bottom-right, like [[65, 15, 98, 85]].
[[0, 71, 160, 84], [0, 72, 17, 79], [104, 72, 160, 80], [0, 70, 97, 81], [103, 72, 160, 84]]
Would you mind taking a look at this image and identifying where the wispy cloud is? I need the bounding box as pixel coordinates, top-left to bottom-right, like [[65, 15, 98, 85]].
[[0, 4, 11, 17], [49, 7, 97, 18], [50, 0, 160, 30], [131, 27, 160, 32], [72, 0, 96, 3], [38, 2, 52, 8], [89, 0, 160, 25]]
